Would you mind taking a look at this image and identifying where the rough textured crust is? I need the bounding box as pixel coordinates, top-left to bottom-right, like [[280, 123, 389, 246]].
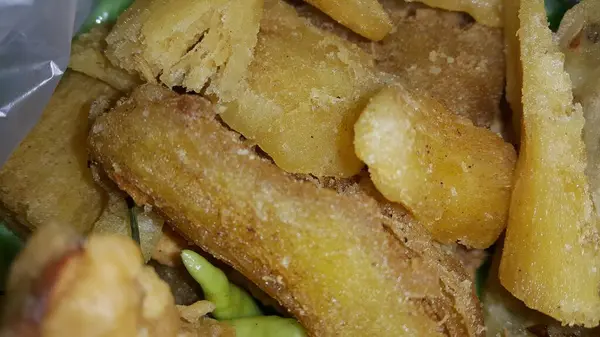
[[70, 25, 142, 92], [90, 84, 485, 337], [105, 0, 263, 102], [0, 71, 119, 234], [500, 0, 600, 326]]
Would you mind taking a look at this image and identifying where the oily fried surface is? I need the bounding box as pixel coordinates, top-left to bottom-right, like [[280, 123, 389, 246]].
[[0, 72, 119, 234], [70, 25, 142, 92], [105, 0, 263, 102], [500, 0, 600, 326], [90, 84, 485, 337], [220, 0, 381, 177], [0, 224, 179, 337]]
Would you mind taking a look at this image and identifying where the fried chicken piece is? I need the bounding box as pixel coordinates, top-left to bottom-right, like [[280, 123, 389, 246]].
[[89, 84, 485, 337], [0, 72, 119, 235], [70, 25, 142, 92], [0, 224, 179, 337], [105, 0, 263, 102]]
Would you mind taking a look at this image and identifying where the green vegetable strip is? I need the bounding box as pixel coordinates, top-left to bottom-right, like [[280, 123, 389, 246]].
[[0, 222, 23, 292], [78, 0, 134, 34], [224, 316, 307, 337], [181, 249, 262, 320]]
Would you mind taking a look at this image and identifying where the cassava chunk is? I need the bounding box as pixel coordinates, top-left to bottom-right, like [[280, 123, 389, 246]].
[[354, 86, 516, 248], [303, 0, 392, 40], [70, 25, 141, 92], [364, 0, 505, 127], [499, 0, 600, 326], [89, 84, 485, 337], [105, 0, 263, 101], [220, 0, 381, 177], [0, 71, 119, 234]]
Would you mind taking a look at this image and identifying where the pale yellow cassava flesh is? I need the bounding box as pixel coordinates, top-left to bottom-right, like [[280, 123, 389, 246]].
[[499, 0, 600, 326], [355, 86, 516, 248]]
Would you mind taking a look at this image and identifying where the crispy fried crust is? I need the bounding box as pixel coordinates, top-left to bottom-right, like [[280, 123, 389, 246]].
[[0, 71, 119, 233], [90, 84, 485, 337], [367, 0, 505, 128], [499, 0, 600, 326], [70, 25, 142, 92], [105, 0, 263, 102]]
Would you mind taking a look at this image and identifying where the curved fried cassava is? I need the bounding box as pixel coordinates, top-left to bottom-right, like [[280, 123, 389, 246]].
[[500, 0, 600, 326], [354, 86, 516, 248], [89, 84, 485, 337]]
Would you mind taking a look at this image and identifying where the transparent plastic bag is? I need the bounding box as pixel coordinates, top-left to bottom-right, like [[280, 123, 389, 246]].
[[0, 0, 93, 165]]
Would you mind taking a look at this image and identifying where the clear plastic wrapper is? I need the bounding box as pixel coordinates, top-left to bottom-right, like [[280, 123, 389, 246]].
[[0, 0, 93, 166]]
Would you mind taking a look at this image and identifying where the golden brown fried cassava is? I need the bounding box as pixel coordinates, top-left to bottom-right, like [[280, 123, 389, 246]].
[[302, 0, 392, 40], [405, 0, 502, 27], [105, 0, 263, 102], [500, 0, 600, 326], [0, 72, 119, 234], [70, 25, 142, 92], [0, 224, 179, 337], [354, 86, 516, 248], [360, 0, 505, 128], [89, 84, 485, 337], [220, 0, 381, 177]]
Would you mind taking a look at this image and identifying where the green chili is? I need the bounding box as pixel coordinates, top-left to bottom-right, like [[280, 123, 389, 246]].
[[79, 0, 134, 34], [181, 249, 262, 320], [224, 316, 307, 337]]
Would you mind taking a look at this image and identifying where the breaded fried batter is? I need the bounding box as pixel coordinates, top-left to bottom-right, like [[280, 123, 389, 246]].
[[90, 84, 485, 337]]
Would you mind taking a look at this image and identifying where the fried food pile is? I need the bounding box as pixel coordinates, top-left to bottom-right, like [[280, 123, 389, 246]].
[[4, 0, 600, 335], [89, 83, 484, 337]]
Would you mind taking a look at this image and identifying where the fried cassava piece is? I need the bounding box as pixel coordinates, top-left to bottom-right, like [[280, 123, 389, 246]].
[[220, 0, 381, 177], [303, 0, 392, 40], [70, 25, 141, 92], [361, 0, 505, 128], [355, 86, 516, 248], [105, 0, 263, 102], [0, 71, 119, 234], [500, 0, 600, 326], [405, 0, 502, 27], [90, 84, 485, 337]]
